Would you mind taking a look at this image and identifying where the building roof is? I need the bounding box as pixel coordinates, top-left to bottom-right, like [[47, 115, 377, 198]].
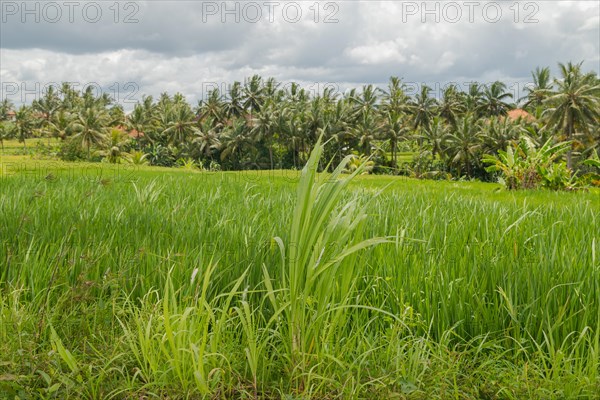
[[506, 109, 535, 123], [115, 125, 144, 138]]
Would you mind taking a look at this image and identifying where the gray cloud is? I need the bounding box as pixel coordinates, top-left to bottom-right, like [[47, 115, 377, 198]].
[[1, 1, 598, 109]]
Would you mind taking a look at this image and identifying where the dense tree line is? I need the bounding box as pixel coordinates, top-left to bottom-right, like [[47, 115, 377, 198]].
[[1, 62, 598, 184]]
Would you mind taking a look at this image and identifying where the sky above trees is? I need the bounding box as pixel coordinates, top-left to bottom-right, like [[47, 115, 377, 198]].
[[1, 1, 598, 109]]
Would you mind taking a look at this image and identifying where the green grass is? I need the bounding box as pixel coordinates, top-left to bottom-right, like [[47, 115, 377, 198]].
[[1, 148, 599, 399]]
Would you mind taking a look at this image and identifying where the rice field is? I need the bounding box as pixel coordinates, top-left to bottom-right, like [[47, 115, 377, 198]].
[[1, 143, 599, 399]]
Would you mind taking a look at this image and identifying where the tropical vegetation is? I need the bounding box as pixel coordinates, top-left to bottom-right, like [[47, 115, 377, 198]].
[[1, 62, 598, 189]]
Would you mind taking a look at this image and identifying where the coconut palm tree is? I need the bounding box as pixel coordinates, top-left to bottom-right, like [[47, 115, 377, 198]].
[[70, 107, 110, 158], [351, 112, 379, 155], [464, 83, 484, 115], [243, 75, 264, 119], [263, 77, 282, 103], [99, 128, 130, 163], [543, 62, 600, 170], [220, 119, 253, 169], [193, 118, 222, 161], [437, 85, 465, 127], [127, 103, 151, 146], [351, 84, 379, 119], [0, 122, 11, 152], [59, 82, 81, 111], [419, 116, 448, 161], [197, 89, 224, 122], [0, 98, 15, 122], [381, 76, 409, 115], [521, 67, 552, 111], [322, 99, 352, 166], [444, 114, 482, 176], [477, 81, 514, 117], [380, 110, 410, 167], [48, 110, 73, 141], [162, 104, 198, 146], [33, 86, 61, 132], [409, 85, 437, 131], [304, 97, 325, 148], [279, 105, 307, 169], [13, 106, 35, 149], [252, 100, 279, 169], [82, 86, 100, 109], [225, 81, 245, 119], [480, 116, 520, 155]]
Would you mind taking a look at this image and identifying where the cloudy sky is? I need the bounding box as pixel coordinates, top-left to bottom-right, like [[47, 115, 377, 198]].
[[1, 0, 598, 109]]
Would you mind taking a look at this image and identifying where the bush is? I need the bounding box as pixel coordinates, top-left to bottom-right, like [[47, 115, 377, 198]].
[[483, 137, 581, 190], [58, 138, 87, 161]]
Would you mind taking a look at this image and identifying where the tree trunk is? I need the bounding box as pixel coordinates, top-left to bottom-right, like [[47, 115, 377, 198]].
[[566, 115, 573, 171], [392, 139, 397, 168], [293, 145, 297, 169]]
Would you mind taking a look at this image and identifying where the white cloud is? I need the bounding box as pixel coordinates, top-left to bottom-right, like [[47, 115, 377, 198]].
[[0, 0, 597, 109]]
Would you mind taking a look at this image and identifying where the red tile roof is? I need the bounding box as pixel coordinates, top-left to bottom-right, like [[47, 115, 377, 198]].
[[506, 109, 535, 123]]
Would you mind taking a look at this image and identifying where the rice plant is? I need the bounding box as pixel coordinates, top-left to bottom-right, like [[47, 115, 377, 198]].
[[0, 140, 599, 398]]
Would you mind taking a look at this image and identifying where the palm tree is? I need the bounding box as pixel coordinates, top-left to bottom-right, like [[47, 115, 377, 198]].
[[193, 118, 222, 161], [521, 67, 552, 111], [304, 97, 325, 149], [127, 103, 151, 146], [252, 100, 279, 169], [220, 119, 253, 169], [444, 114, 482, 176], [162, 104, 198, 146], [437, 85, 465, 127], [480, 116, 520, 155], [351, 112, 379, 155], [419, 116, 448, 161], [410, 85, 437, 131], [351, 84, 378, 119], [381, 77, 409, 115], [278, 105, 306, 169], [225, 81, 245, 119], [70, 107, 110, 158], [82, 86, 99, 109], [0, 122, 11, 152], [59, 82, 81, 111], [13, 106, 35, 149], [141, 95, 154, 113], [464, 83, 484, 115], [243, 75, 264, 119], [100, 128, 130, 163], [0, 98, 15, 121], [322, 99, 352, 166], [109, 105, 126, 126], [48, 110, 73, 141], [33, 86, 61, 131], [380, 110, 410, 167], [544, 62, 600, 169], [197, 89, 224, 122], [477, 81, 514, 117], [263, 77, 282, 103]]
